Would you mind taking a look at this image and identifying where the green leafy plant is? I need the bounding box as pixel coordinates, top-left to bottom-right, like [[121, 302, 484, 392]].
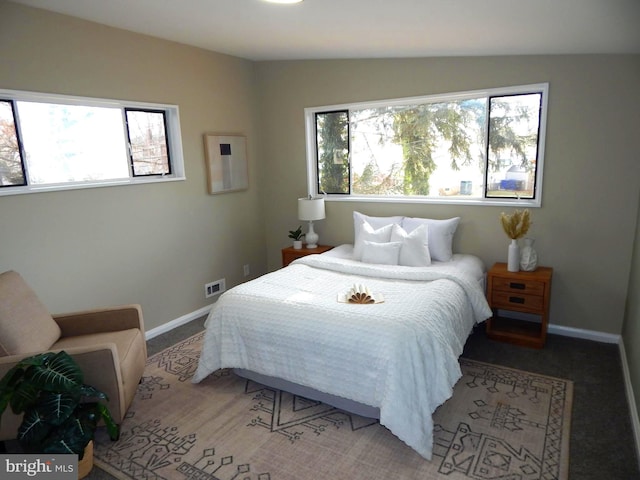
[[288, 226, 304, 241], [0, 351, 119, 458]]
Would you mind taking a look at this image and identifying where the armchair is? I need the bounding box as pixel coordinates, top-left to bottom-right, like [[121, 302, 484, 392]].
[[0, 270, 147, 442]]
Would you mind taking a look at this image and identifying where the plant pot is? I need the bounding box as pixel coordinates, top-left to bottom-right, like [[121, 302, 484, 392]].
[[293, 240, 303, 250], [78, 441, 94, 479]]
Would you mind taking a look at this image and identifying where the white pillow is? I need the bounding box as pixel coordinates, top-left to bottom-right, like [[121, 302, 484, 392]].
[[361, 241, 402, 265], [353, 222, 394, 260], [401, 217, 460, 262], [390, 224, 431, 267], [353, 211, 404, 231], [353, 211, 402, 245]]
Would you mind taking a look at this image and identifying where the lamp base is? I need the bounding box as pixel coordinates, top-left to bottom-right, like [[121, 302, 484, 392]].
[[305, 221, 319, 249]]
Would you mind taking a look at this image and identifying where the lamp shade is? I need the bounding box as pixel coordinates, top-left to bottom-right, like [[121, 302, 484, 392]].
[[298, 197, 325, 221]]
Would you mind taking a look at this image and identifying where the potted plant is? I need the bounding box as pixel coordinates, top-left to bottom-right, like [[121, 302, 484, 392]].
[[0, 351, 119, 476], [288, 225, 304, 249]]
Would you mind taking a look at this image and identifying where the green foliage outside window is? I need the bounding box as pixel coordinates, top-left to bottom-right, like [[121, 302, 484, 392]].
[[310, 84, 546, 204]]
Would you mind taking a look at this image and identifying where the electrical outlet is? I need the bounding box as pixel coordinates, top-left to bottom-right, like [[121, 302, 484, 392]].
[[243, 264, 250, 277], [205, 279, 226, 298]]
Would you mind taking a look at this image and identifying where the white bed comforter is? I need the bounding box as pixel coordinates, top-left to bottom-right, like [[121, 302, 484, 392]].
[[192, 253, 491, 460]]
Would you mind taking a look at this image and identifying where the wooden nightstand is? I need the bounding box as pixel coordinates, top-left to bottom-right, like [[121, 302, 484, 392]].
[[485, 262, 553, 348], [282, 244, 333, 267]]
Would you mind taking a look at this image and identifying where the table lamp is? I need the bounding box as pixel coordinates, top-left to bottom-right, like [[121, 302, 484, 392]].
[[298, 196, 325, 248]]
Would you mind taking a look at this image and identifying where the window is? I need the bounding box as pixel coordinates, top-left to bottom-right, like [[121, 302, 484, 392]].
[[0, 89, 184, 195], [125, 109, 171, 176], [305, 83, 548, 206]]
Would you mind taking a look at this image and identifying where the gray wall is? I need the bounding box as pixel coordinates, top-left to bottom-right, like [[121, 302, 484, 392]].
[[256, 56, 640, 335], [623, 191, 640, 425], [256, 55, 640, 427], [1, 3, 639, 349], [3, 0, 640, 435], [0, 2, 267, 330]]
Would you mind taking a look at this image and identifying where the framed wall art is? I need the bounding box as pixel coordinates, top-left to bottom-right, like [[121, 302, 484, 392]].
[[203, 133, 249, 194]]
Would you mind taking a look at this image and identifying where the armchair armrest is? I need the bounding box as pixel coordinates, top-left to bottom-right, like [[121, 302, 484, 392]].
[[53, 304, 145, 338], [66, 344, 126, 422]]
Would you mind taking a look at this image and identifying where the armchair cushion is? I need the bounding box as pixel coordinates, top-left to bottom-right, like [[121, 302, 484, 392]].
[[53, 327, 147, 419], [0, 271, 60, 356]]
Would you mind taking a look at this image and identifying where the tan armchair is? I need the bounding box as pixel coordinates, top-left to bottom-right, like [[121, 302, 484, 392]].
[[0, 270, 147, 441]]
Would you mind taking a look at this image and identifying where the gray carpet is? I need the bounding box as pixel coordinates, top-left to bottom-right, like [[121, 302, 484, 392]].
[[463, 326, 640, 479], [86, 318, 640, 480]]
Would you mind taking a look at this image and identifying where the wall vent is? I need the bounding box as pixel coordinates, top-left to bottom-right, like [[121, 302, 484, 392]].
[[205, 279, 226, 298]]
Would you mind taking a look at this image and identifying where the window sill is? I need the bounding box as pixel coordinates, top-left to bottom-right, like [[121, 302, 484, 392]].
[[323, 194, 541, 208], [0, 176, 186, 197]]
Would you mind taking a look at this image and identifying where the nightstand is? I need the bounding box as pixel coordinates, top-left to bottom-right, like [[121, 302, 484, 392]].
[[281, 244, 333, 267], [485, 262, 553, 348]]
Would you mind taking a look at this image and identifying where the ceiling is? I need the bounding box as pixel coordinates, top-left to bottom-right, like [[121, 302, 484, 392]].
[[10, 0, 640, 61]]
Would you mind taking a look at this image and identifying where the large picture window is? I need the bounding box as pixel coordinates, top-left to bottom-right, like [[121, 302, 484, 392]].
[[305, 83, 548, 206], [0, 89, 184, 195]]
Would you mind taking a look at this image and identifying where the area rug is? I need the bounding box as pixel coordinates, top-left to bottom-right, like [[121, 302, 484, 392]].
[[94, 331, 572, 480]]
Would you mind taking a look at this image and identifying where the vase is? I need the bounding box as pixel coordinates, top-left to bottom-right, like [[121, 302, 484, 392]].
[[520, 237, 538, 271], [507, 239, 520, 272], [293, 240, 302, 250]]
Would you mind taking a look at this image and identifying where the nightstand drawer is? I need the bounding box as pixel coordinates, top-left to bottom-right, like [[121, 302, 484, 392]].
[[491, 290, 544, 311], [491, 277, 545, 296]]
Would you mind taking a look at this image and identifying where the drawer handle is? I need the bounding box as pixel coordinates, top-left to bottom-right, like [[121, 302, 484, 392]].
[[509, 282, 526, 290], [509, 296, 525, 304]]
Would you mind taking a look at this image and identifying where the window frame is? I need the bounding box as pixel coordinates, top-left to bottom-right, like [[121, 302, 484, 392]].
[[124, 107, 173, 178], [0, 98, 27, 187], [304, 83, 549, 207], [0, 88, 185, 196]]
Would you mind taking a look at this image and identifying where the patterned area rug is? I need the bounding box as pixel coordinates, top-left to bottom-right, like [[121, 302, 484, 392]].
[[94, 331, 572, 480]]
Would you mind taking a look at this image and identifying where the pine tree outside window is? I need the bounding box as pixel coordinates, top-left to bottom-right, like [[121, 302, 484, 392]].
[[306, 83, 548, 207]]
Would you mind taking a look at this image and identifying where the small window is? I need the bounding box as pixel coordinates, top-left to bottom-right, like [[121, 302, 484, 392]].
[[315, 110, 349, 194], [125, 109, 171, 176], [305, 83, 548, 206], [0, 89, 185, 196], [485, 93, 542, 200], [0, 100, 25, 187]]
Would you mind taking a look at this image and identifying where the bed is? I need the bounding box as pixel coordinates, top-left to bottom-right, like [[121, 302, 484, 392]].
[[192, 213, 492, 460]]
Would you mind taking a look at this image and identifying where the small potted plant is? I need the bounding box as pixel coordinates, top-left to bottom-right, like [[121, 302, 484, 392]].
[[0, 351, 119, 477], [288, 225, 304, 249]]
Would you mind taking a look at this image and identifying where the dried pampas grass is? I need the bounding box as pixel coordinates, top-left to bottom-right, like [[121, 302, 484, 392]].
[[500, 209, 531, 239]]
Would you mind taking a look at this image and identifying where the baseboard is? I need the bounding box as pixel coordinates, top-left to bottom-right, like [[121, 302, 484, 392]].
[[493, 310, 622, 344], [547, 323, 621, 344], [145, 304, 213, 340], [618, 340, 640, 468], [147, 309, 621, 343]]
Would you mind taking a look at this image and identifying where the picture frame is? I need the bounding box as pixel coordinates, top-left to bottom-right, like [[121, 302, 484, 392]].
[[203, 133, 249, 194]]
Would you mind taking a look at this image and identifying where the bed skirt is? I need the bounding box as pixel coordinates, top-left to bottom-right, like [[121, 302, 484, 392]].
[[233, 368, 381, 419]]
